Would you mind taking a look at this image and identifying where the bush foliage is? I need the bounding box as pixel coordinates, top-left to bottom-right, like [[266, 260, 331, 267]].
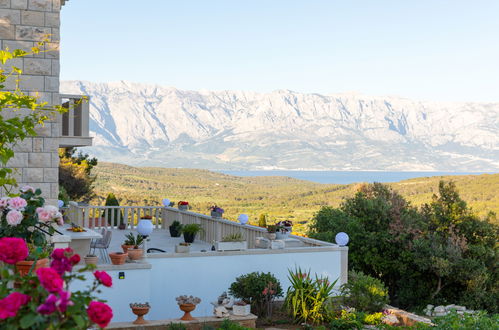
[[308, 181, 499, 312], [340, 271, 389, 313]]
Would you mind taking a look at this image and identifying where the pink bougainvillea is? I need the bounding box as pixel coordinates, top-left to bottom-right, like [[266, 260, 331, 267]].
[[0, 237, 28, 264]]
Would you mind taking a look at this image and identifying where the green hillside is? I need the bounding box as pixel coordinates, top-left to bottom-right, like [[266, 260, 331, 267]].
[[91, 163, 499, 233]]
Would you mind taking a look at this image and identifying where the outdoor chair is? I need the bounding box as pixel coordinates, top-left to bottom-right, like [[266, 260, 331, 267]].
[[90, 230, 112, 263]]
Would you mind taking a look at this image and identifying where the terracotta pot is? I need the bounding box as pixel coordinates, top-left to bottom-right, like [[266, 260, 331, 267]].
[[15, 258, 49, 276], [128, 248, 144, 260], [131, 306, 150, 325], [179, 303, 197, 321], [84, 255, 98, 265], [121, 244, 134, 253], [109, 252, 128, 265]]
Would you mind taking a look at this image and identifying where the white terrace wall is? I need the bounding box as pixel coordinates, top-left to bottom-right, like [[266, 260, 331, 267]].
[[72, 247, 347, 323], [0, 0, 63, 205]]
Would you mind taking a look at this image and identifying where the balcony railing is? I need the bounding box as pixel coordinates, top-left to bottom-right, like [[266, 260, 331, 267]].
[[65, 203, 334, 249], [58, 94, 93, 147]]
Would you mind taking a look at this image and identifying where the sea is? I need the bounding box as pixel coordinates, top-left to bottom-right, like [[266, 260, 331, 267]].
[[218, 171, 491, 185]]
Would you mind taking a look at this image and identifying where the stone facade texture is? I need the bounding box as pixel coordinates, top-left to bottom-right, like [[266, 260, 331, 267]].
[[1, 0, 62, 205]]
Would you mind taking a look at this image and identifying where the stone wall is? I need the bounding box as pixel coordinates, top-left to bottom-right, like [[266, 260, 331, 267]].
[[0, 0, 62, 205]]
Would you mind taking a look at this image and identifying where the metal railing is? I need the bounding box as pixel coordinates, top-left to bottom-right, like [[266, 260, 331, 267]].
[[66, 204, 334, 248]]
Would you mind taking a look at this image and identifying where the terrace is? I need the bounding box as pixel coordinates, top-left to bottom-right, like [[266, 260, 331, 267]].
[[64, 203, 348, 323]]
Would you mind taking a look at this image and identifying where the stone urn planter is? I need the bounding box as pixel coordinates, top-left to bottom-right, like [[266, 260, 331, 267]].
[[178, 205, 188, 211], [84, 255, 99, 266], [130, 303, 150, 325], [109, 252, 128, 265], [211, 211, 223, 218], [128, 248, 144, 260], [15, 258, 49, 276], [179, 303, 196, 321]]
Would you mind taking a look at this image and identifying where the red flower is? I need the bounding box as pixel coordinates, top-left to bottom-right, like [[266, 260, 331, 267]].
[[178, 201, 189, 205], [0, 237, 28, 264], [36, 267, 64, 293], [69, 254, 81, 265], [0, 292, 30, 319], [94, 270, 113, 287], [87, 301, 113, 328]]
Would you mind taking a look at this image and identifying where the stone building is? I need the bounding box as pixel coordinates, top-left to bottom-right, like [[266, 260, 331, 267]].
[[0, 0, 91, 205]]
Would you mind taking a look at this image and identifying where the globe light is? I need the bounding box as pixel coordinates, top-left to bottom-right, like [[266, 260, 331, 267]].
[[238, 214, 249, 225], [162, 198, 171, 207], [137, 219, 154, 237], [335, 232, 349, 246], [57, 200, 64, 208]]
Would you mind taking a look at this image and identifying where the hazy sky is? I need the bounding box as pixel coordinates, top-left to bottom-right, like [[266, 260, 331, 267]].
[[60, 0, 499, 102]]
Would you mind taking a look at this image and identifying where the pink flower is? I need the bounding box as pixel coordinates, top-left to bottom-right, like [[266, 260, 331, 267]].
[[87, 301, 113, 328], [20, 185, 35, 193], [6, 210, 23, 226], [94, 271, 113, 287], [36, 267, 64, 293], [50, 248, 74, 275], [0, 237, 29, 264], [37, 294, 58, 315], [8, 196, 27, 210], [36, 205, 61, 223], [0, 197, 9, 209], [0, 292, 30, 319], [37, 291, 73, 314]]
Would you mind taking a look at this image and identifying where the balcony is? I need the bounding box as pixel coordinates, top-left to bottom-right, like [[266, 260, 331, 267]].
[[58, 94, 93, 147]]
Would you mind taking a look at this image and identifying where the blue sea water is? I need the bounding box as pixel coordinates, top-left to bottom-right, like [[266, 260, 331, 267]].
[[218, 171, 490, 185]]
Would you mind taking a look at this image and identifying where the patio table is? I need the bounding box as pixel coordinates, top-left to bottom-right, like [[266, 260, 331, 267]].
[[62, 224, 102, 264]]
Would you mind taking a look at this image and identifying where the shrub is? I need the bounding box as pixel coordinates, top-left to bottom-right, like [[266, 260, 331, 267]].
[[328, 310, 363, 330], [217, 319, 252, 330], [340, 271, 389, 313], [431, 310, 499, 330], [284, 268, 338, 324], [104, 193, 124, 226], [229, 272, 283, 317], [167, 323, 186, 330]]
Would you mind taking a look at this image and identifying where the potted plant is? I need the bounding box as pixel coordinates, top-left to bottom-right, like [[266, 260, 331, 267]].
[[178, 201, 189, 211], [109, 251, 128, 265], [276, 220, 293, 239], [176, 295, 201, 321], [210, 205, 224, 218], [267, 225, 277, 240], [84, 254, 99, 266], [233, 301, 251, 316], [122, 232, 136, 253], [182, 223, 203, 243], [130, 302, 150, 325], [169, 220, 183, 237], [125, 233, 145, 260], [216, 233, 247, 251], [175, 242, 191, 253]]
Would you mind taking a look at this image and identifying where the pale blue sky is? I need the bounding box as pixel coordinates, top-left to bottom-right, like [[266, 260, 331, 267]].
[[60, 0, 499, 102]]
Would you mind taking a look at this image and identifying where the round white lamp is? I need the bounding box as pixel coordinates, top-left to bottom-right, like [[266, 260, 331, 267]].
[[238, 214, 249, 225], [162, 198, 171, 207], [57, 200, 64, 208], [137, 219, 153, 237], [335, 232, 349, 246]]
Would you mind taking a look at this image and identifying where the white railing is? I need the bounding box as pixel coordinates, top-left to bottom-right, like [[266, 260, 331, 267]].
[[66, 204, 334, 248]]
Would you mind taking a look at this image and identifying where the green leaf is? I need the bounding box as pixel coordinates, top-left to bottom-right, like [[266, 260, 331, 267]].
[[74, 315, 85, 328], [19, 313, 37, 329]]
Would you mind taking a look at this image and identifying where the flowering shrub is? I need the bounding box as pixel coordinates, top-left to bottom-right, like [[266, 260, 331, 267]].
[[178, 201, 189, 206], [210, 205, 224, 213], [229, 271, 283, 317], [0, 188, 63, 258], [0, 238, 113, 329]]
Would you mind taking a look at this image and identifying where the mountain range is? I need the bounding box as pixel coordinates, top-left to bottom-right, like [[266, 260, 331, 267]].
[[60, 80, 499, 171]]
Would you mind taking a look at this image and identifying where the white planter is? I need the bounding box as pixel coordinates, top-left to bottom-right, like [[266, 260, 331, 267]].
[[216, 241, 247, 251], [175, 245, 190, 253], [232, 304, 251, 316]]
